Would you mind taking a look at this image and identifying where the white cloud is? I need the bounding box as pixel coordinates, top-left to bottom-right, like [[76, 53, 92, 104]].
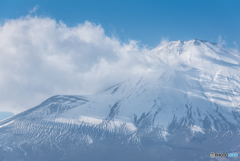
[[0, 15, 154, 114]]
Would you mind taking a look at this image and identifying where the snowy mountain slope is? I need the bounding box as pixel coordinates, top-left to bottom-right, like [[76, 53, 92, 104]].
[[1, 39, 240, 160]]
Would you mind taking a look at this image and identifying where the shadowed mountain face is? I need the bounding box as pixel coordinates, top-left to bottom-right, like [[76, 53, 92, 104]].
[[1, 39, 240, 161]]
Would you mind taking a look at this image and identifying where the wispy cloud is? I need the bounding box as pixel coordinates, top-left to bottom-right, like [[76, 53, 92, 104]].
[[29, 5, 39, 14], [217, 35, 227, 46], [233, 41, 238, 49]]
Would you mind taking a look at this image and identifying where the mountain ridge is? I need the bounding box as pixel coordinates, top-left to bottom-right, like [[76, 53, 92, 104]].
[[1, 39, 240, 160]]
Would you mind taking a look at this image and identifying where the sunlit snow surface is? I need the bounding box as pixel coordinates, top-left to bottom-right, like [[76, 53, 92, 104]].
[[1, 39, 240, 161]]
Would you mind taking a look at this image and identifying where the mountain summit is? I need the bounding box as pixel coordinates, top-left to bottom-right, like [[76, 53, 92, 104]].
[[1, 40, 240, 161]]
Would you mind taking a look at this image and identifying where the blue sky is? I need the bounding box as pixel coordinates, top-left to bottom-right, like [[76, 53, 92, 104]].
[[1, 0, 240, 48], [0, 0, 240, 120]]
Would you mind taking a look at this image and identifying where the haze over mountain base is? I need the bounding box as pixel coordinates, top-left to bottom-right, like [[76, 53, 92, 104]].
[[1, 39, 240, 161]]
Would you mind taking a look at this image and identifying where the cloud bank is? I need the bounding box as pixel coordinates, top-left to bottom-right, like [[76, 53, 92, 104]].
[[0, 15, 155, 114]]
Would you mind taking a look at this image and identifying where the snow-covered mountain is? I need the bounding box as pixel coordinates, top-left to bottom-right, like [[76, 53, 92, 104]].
[[1, 39, 240, 161]]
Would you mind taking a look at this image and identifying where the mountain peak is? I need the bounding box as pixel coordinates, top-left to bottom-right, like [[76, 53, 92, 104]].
[[159, 39, 217, 48], [151, 39, 239, 68]]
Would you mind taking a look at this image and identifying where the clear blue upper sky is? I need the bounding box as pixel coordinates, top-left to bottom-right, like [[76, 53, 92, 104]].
[[0, 0, 240, 48]]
